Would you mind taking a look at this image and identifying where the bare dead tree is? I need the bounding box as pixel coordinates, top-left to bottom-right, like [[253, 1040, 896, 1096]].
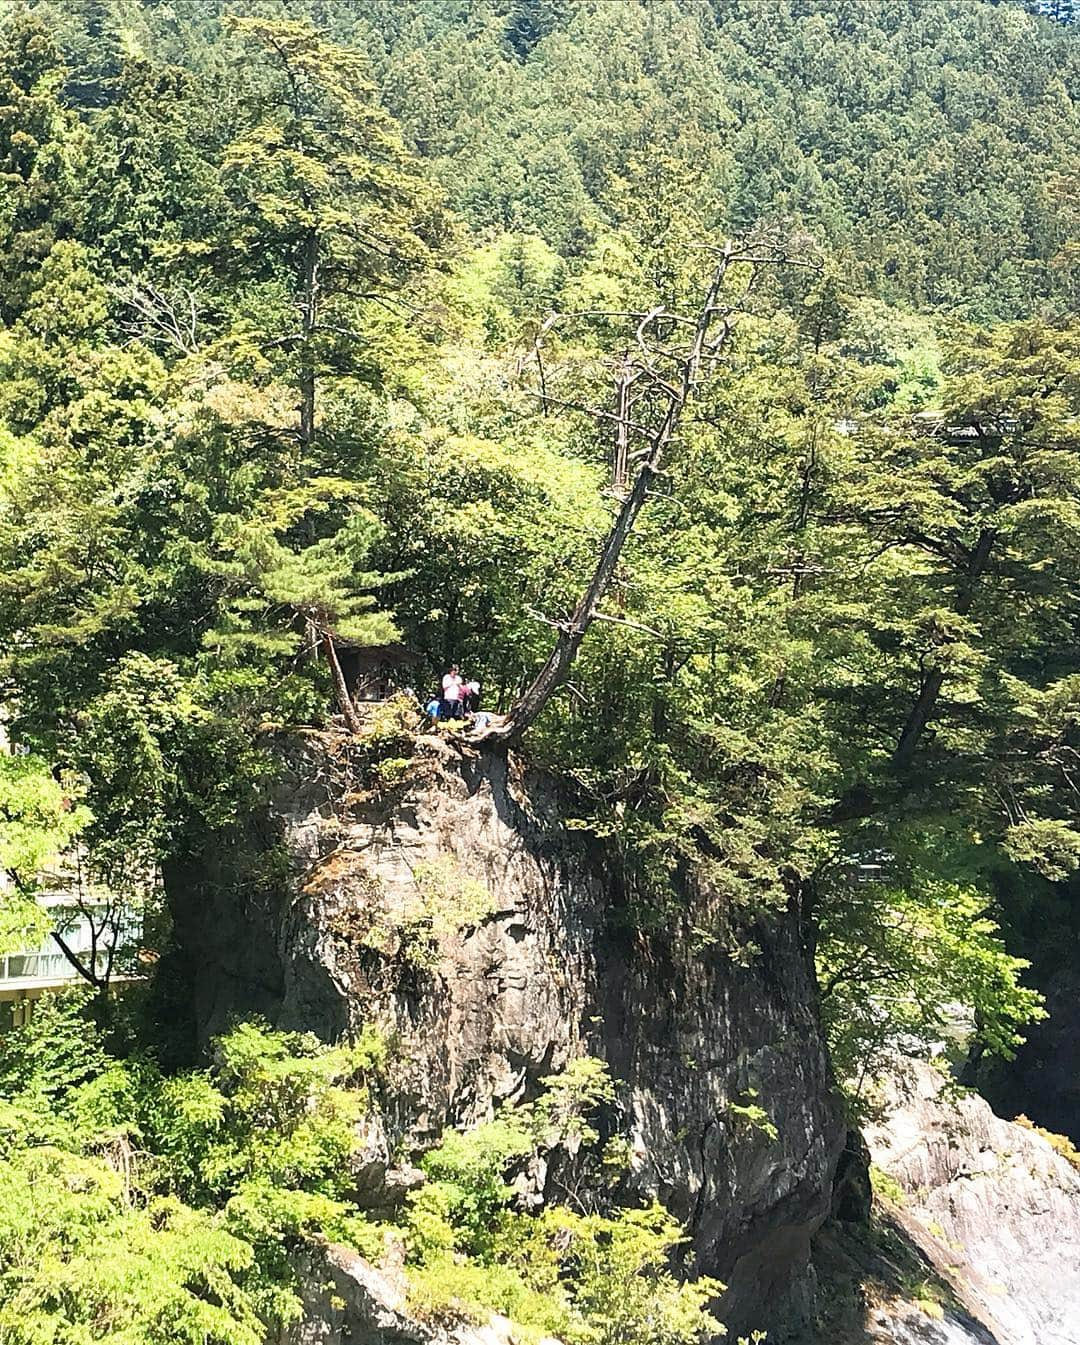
[[481, 230, 818, 746], [113, 281, 201, 355]]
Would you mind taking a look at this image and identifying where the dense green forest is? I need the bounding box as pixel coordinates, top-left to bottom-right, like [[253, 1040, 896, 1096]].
[[1, 0, 1079, 1340]]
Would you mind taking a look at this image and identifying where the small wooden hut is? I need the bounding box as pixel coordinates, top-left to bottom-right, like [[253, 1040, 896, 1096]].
[[337, 642, 421, 703]]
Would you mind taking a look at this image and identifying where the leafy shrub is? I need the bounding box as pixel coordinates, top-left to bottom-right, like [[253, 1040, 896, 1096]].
[[1014, 1114, 1080, 1171], [0, 985, 111, 1102], [351, 693, 420, 784], [0, 1016, 386, 1343], [398, 856, 497, 966], [404, 1060, 723, 1345], [869, 1163, 907, 1207], [0, 1005, 722, 1345], [724, 1090, 779, 1142], [146, 1019, 385, 1205]]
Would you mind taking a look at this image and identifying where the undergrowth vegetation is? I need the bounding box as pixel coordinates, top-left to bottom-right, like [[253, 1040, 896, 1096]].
[[0, 0, 1078, 1337], [0, 994, 724, 1345]]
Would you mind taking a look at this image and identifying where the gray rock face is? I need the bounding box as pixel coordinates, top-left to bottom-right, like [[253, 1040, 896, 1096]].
[[168, 732, 845, 1340], [807, 1215, 1004, 1345], [865, 1062, 1080, 1345], [281, 1240, 558, 1345], [864, 1305, 1000, 1345]]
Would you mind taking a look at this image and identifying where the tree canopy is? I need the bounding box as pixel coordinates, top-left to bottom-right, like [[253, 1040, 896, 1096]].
[[0, 0, 1078, 1338]]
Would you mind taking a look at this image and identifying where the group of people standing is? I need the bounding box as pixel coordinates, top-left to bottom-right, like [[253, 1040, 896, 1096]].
[[426, 665, 480, 721]]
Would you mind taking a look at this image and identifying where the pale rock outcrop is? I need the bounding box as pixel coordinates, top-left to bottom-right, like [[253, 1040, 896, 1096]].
[[281, 1239, 559, 1345], [865, 1061, 1080, 1345]]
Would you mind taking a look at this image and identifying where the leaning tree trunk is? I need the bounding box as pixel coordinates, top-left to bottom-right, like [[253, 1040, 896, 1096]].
[[506, 428, 669, 738], [495, 250, 740, 745], [324, 629, 362, 735]]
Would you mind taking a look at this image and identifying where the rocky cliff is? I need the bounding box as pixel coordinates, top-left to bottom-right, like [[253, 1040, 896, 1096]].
[[863, 1062, 1080, 1345], [167, 726, 845, 1340], [972, 956, 1080, 1148]]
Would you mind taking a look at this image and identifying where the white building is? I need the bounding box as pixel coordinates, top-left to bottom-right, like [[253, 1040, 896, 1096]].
[[0, 892, 143, 1025]]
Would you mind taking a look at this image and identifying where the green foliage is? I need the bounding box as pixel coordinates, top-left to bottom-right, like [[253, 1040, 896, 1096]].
[[0, 1007, 720, 1345], [348, 692, 420, 783], [0, 1154, 267, 1345], [403, 857, 497, 964], [356, 852, 496, 968], [724, 1091, 779, 1143], [215, 14, 443, 451], [0, 751, 88, 950], [411, 1115, 533, 1259], [75, 653, 200, 891], [409, 1058, 618, 1261], [0, 747, 88, 956], [1014, 1113, 1080, 1170], [409, 1199, 724, 1345], [205, 503, 398, 663], [868, 1163, 907, 1208], [0, 11, 87, 322], [148, 1020, 384, 1204], [544, 1203, 724, 1345], [406, 1060, 722, 1345], [903, 1277, 947, 1321], [0, 4, 1077, 1336], [818, 864, 1046, 1103], [0, 986, 110, 1102], [529, 1055, 617, 1149], [0, 1014, 386, 1343], [355, 0, 1080, 318], [1002, 817, 1080, 883]]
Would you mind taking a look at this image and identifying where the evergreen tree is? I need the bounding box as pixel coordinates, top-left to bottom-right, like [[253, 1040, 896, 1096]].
[[219, 17, 440, 452], [0, 11, 86, 322], [505, 0, 573, 60]]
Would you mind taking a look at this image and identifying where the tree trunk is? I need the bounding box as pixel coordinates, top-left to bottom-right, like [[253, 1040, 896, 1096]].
[[324, 630, 361, 735], [613, 357, 631, 491], [506, 457, 663, 738], [51, 924, 105, 992], [892, 526, 997, 769], [496, 254, 735, 745], [299, 227, 319, 449]]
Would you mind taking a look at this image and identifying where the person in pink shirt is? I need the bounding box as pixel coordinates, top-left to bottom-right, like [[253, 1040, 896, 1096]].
[[441, 665, 464, 719]]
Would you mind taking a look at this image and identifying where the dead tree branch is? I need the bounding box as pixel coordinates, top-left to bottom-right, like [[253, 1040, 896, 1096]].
[[481, 231, 817, 745], [112, 281, 200, 355]]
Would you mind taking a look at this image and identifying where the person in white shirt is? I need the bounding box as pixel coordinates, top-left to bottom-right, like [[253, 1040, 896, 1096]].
[[441, 665, 464, 719]]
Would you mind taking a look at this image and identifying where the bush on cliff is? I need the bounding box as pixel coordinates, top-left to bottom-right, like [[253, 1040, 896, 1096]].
[[0, 1001, 724, 1345]]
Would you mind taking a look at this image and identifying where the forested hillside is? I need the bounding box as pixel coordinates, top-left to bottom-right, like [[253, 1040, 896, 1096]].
[[31, 0, 1080, 317], [1, 1, 1079, 1342]]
